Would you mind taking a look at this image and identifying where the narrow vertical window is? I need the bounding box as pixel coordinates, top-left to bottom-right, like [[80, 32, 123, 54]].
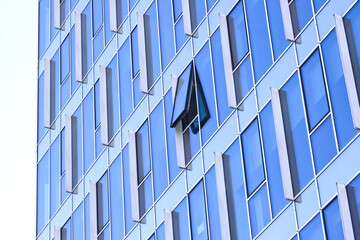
[[181, 0, 205, 36], [137, 12, 149, 93], [109, 0, 122, 32], [54, 0, 65, 30], [99, 65, 110, 145], [128, 130, 140, 222], [44, 58, 55, 129], [75, 12, 86, 83], [89, 181, 98, 240], [65, 114, 75, 193], [279, 0, 295, 41]]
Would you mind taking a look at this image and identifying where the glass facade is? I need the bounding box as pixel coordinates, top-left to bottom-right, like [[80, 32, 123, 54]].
[[37, 0, 360, 239]]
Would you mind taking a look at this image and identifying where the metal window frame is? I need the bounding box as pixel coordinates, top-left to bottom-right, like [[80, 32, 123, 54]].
[[334, 14, 360, 130], [75, 12, 86, 83], [270, 87, 295, 201], [99, 65, 110, 146], [109, 0, 122, 33], [65, 114, 76, 193], [54, 226, 61, 240], [54, 0, 65, 30], [90, 180, 98, 240], [128, 130, 141, 222], [164, 209, 174, 240], [44, 58, 55, 129], [279, 0, 295, 42], [214, 152, 231, 239]]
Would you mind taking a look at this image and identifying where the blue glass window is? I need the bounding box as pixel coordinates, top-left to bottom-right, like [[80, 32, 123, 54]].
[[93, 28, 104, 62], [158, 0, 175, 70], [70, 27, 79, 94], [150, 103, 168, 200], [348, 174, 360, 225], [95, 80, 101, 128], [122, 145, 135, 234], [248, 184, 271, 238], [73, 202, 84, 240], [205, 167, 221, 239], [62, 218, 71, 240], [228, 1, 248, 68], [210, 29, 232, 125], [83, 89, 95, 173], [156, 223, 165, 240], [50, 136, 60, 217], [61, 35, 70, 84], [85, 194, 90, 240], [39, 0, 50, 58], [138, 174, 153, 216], [109, 155, 124, 239], [61, 76, 70, 109], [83, 3, 92, 73], [233, 55, 253, 104], [131, 28, 139, 77], [173, 198, 190, 240], [324, 198, 344, 240], [265, 0, 289, 59], [92, 0, 103, 36], [129, 0, 136, 10], [38, 74, 45, 141], [206, 0, 216, 12], [119, 39, 132, 125], [70, 0, 76, 10], [241, 119, 264, 195], [175, 17, 187, 52], [245, 0, 272, 82], [173, 0, 182, 21], [37, 151, 49, 235], [193, 0, 206, 28], [299, 214, 324, 240], [260, 103, 287, 217], [95, 126, 105, 158], [50, 0, 56, 40], [98, 224, 110, 240], [290, 0, 313, 36], [97, 172, 109, 232], [136, 120, 150, 183], [313, 0, 326, 12], [103, 0, 113, 45], [107, 55, 120, 139], [133, 74, 142, 108], [300, 49, 329, 130], [189, 181, 208, 240], [311, 116, 337, 174], [321, 30, 357, 150], [51, 50, 60, 119], [73, 106, 83, 184]]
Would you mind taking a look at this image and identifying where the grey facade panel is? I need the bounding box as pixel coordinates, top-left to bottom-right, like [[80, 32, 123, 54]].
[[279, 0, 295, 41], [75, 12, 86, 83], [99, 65, 110, 146]]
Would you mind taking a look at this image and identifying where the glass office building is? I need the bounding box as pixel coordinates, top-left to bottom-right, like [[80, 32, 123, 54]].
[[37, 0, 360, 239]]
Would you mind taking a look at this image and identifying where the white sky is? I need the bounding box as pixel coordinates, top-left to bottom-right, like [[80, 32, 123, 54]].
[[0, 0, 37, 239]]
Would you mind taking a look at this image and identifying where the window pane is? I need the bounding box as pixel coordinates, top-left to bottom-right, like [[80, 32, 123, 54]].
[[175, 17, 188, 52], [131, 28, 139, 77], [321, 30, 357, 150], [311, 116, 337, 174], [173, 198, 190, 240], [205, 167, 221, 239], [61, 35, 70, 84], [260, 103, 287, 217], [61, 76, 70, 109], [122, 145, 135, 234], [97, 172, 109, 232], [133, 74, 142, 108], [313, 0, 326, 12], [206, 0, 216, 12], [39, 0, 50, 57], [38, 74, 45, 141], [95, 126, 105, 158], [299, 214, 324, 240], [348, 174, 360, 226], [98, 225, 110, 240], [107, 55, 120, 139], [158, 0, 175, 70], [92, 0, 103, 36], [324, 198, 344, 240], [83, 3, 92, 73], [248, 184, 271, 238], [300, 49, 329, 130], [70, 27, 79, 94], [137, 120, 151, 182], [61, 218, 71, 240], [241, 119, 264, 195], [290, 0, 313, 36], [51, 50, 60, 119], [50, 0, 56, 40], [189, 181, 208, 240], [233, 55, 253, 103], [156, 223, 165, 240], [104, 0, 113, 45], [50, 136, 60, 217], [73, 202, 84, 240], [61, 175, 68, 203], [150, 103, 168, 200], [228, 1, 248, 68], [73, 106, 83, 184], [192, 0, 205, 27], [93, 28, 104, 62], [85, 194, 90, 240], [173, 0, 182, 21], [245, 0, 272, 82], [138, 175, 153, 216], [37, 151, 49, 234], [83, 89, 95, 173]]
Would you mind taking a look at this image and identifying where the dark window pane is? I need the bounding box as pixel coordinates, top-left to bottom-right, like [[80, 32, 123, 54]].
[[248, 184, 271, 238], [97, 172, 109, 232], [131, 28, 139, 77], [137, 120, 151, 182], [158, 0, 175, 70], [241, 119, 264, 195], [173, 198, 190, 240], [73, 202, 84, 240], [110, 155, 124, 239], [83, 89, 95, 173], [50, 136, 60, 217], [205, 167, 221, 239], [95, 80, 101, 128], [61, 35, 70, 84], [290, 0, 313, 36], [348, 174, 360, 227], [37, 151, 49, 234], [321, 30, 357, 150], [245, 0, 272, 82], [299, 214, 324, 240], [189, 181, 208, 240], [311, 116, 337, 173], [61, 218, 71, 240], [51, 50, 60, 119], [324, 198, 344, 240], [300, 49, 329, 130], [260, 103, 287, 217]]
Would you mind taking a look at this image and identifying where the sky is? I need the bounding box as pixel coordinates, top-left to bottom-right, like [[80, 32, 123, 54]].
[[0, 0, 37, 239]]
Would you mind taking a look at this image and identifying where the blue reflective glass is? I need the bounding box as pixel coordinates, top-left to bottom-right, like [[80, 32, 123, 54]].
[[189, 181, 208, 240], [38, 74, 45, 141], [51, 50, 60, 118], [228, 1, 248, 67], [93, 28, 104, 62], [39, 0, 50, 57], [260, 103, 287, 217], [299, 214, 324, 240], [150, 103, 168, 200], [70, 27, 78, 94], [131, 28, 139, 77], [224, 140, 250, 239], [321, 30, 357, 150], [61, 129, 66, 174], [193, 0, 205, 27], [313, 0, 326, 12], [139, 175, 153, 216], [205, 167, 221, 240], [95, 127, 105, 158], [73, 106, 83, 183], [173, 198, 190, 240], [348, 173, 360, 225], [241, 119, 264, 195], [282, 73, 313, 193], [324, 198, 344, 240], [97, 172, 109, 231], [290, 0, 313, 36], [122, 145, 135, 234], [70, 0, 76, 9], [83, 3, 92, 73], [64, 0, 69, 18], [248, 184, 271, 238], [50, 136, 60, 217], [50, 0, 56, 40], [137, 120, 151, 182], [300, 49, 329, 130], [37, 151, 49, 234], [206, 0, 216, 12], [175, 17, 188, 52], [184, 118, 200, 161], [85, 194, 90, 240], [61, 175, 68, 203], [83, 89, 95, 173], [173, 0, 182, 21], [245, 0, 272, 82], [145, 3, 160, 85], [311, 116, 337, 174], [119, 39, 133, 125], [210, 29, 232, 125], [98, 225, 110, 240], [164, 91, 180, 182], [104, 0, 113, 45], [95, 80, 101, 128], [156, 223, 165, 240], [109, 155, 124, 239], [233, 55, 253, 103], [195, 43, 217, 143], [92, 0, 103, 36], [73, 202, 84, 240], [148, 234, 155, 240], [158, 0, 175, 70], [265, 0, 289, 60], [107, 55, 120, 139], [62, 218, 71, 240], [129, 0, 136, 10], [133, 74, 142, 108], [61, 35, 70, 84], [61, 75, 70, 110]]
